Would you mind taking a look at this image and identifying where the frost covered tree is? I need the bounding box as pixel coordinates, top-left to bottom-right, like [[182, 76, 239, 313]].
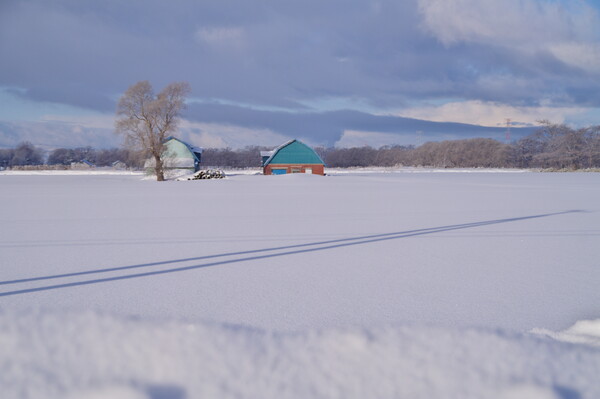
[[513, 122, 600, 169], [10, 142, 44, 166], [115, 81, 190, 181]]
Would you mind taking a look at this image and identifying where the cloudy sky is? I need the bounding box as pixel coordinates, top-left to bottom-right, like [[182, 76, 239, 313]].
[[1, 0, 599, 149]]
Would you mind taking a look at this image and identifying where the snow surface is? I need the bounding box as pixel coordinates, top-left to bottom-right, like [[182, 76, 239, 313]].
[[2, 310, 600, 399], [1, 170, 600, 397]]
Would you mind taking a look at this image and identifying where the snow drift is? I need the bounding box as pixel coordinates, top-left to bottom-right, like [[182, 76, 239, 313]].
[[2, 310, 600, 399]]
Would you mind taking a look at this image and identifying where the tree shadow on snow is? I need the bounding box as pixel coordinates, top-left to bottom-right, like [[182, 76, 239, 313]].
[[0, 210, 585, 297]]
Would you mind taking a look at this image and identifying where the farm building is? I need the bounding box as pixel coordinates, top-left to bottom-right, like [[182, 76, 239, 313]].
[[261, 139, 325, 175], [144, 136, 203, 173], [71, 159, 95, 170], [111, 160, 127, 170]]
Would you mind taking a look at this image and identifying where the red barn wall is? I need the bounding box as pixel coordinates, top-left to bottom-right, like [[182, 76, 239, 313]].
[[264, 164, 325, 175]]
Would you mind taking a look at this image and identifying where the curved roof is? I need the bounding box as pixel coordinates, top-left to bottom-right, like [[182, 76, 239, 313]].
[[264, 139, 324, 166], [164, 136, 202, 161]]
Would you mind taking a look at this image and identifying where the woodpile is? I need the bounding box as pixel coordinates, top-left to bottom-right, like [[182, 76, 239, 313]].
[[188, 169, 226, 180]]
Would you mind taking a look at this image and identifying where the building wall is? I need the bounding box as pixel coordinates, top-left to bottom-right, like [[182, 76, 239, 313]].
[[264, 164, 325, 175], [165, 140, 195, 160], [145, 138, 200, 172]]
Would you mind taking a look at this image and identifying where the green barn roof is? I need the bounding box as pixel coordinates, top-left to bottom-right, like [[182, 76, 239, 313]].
[[263, 140, 324, 166]]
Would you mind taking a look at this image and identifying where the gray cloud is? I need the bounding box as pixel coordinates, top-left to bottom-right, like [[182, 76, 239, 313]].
[[0, 0, 598, 148], [0, 103, 535, 150], [185, 102, 534, 147], [3, 1, 598, 105]]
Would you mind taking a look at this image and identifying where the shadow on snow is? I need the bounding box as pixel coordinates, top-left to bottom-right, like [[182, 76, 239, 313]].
[[0, 210, 584, 297]]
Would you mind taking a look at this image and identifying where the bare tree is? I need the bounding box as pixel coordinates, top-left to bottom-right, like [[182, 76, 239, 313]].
[[10, 142, 44, 166], [115, 81, 190, 181], [512, 122, 600, 169]]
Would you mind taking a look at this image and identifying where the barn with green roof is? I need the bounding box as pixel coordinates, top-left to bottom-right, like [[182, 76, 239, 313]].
[[261, 139, 325, 175], [144, 136, 203, 173]]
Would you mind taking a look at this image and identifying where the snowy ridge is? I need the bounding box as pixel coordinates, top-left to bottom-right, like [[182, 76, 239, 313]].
[[2, 310, 600, 399]]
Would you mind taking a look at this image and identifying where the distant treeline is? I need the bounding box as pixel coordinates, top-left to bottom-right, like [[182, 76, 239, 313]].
[[0, 144, 143, 169], [205, 123, 600, 170], [2, 123, 599, 170]]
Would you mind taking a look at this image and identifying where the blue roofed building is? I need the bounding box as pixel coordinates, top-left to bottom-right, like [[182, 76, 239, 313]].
[[144, 136, 203, 173], [261, 139, 325, 175]]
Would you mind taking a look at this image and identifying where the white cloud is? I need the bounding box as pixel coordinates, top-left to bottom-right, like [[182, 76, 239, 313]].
[[0, 118, 292, 150], [418, 0, 592, 45], [39, 113, 115, 129], [297, 96, 377, 114], [396, 100, 587, 127], [335, 130, 416, 148], [194, 26, 246, 48], [0, 120, 118, 150], [179, 121, 289, 149], [0, 109, 119, 149], [548, 42, 600, 74], [418, 0, 600, 72]]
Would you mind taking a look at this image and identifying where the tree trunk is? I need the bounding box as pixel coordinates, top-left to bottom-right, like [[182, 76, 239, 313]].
[[154, 153, 165, 181]]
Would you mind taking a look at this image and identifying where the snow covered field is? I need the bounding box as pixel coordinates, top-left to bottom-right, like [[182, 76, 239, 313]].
[[1, 170, 600, 398]]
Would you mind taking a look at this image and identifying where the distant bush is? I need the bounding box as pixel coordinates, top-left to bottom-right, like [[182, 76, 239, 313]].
[[48, 147, 141, 168], [0, 142, 44, 168], [318, 124, 600, 170], [10, 164, 69, 171], [512, 123, 600, 169]]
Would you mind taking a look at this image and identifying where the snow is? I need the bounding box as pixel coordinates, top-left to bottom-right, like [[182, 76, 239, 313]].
[[1, 169, 600, 397], [325, 166, 531, 174], [2, 310, 600, 399]]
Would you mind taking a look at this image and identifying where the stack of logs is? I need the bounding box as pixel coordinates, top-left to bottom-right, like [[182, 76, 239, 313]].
[[188, 169, 226, 180]]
